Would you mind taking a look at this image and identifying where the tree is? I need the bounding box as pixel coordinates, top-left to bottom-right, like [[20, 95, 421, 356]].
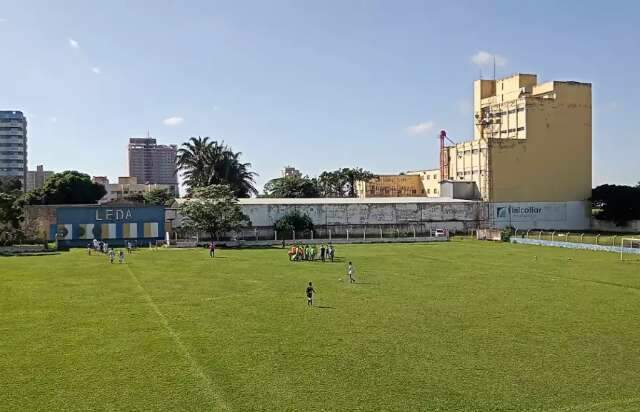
[[591, 184, 640, 226], [0, 178, 24, 245], [178, 185, 251, 239], [24, 171, 106, 205], [273, 210, 314, 238], [176, 137, 258, 198], [0, 177, 22, 193], [263, 175, 320, 198], [317, 167, 374, 197], [143, 188, 174, 206]]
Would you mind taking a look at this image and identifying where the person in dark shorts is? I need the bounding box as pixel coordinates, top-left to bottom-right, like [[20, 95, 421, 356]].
[[306, 282, 316, 306], [320, 245, 326, 262], [209, 242, 215, 258]]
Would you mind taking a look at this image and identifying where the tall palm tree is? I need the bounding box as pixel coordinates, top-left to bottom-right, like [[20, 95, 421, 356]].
[[176, 137, 258, 197]]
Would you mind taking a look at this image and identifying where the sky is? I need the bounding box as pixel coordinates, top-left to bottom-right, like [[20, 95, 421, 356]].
[[0, 0, 638, 192]]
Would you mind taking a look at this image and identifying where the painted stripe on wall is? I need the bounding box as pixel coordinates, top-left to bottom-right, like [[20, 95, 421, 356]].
[[79, 224, 94, 239], [143, 222, 158, 238], [123, 223, 138, 238], [101, 223, 116, 239]]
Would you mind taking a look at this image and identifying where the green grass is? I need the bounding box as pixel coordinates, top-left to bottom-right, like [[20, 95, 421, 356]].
[[2, 241, 640, 411]]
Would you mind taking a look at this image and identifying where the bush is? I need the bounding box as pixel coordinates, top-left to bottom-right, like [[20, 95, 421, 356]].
[[501, 226, 515, 242], [274, 211, 314, 238]]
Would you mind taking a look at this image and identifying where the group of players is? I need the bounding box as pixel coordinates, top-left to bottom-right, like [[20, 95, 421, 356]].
[[87, 239, 134, 264], [287, 243, 335, 262]]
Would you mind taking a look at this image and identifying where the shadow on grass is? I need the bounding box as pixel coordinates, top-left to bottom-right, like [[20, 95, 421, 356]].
[[315, 306, 336, 309]]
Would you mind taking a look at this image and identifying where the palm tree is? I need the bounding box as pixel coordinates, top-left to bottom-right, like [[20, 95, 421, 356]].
[[176, 137, 214, 189], [176, 137, 258, 197]]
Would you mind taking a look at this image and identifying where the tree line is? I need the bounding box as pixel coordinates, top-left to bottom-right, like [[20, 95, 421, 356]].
[[262, 168, 374, 198]]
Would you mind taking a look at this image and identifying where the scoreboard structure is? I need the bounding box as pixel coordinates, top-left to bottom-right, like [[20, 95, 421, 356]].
[[50, 206, 165, 248]]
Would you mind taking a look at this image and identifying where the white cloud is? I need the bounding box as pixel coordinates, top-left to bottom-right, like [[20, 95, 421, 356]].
[[0, 18, 7, 23], [471, 50, 507, 67], [68, 38, 79, 49], [212, 105, 220, 111], [48, 116, 58, 123], [406, 121, 434, 136], [91, 67, 101, 74], [163, 116, 184, 126]]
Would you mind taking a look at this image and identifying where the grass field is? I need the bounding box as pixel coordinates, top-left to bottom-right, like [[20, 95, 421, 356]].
[[2, 241, 640, 411]]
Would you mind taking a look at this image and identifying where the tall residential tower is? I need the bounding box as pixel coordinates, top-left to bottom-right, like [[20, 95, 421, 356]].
[[0, 111, 27, 190], [128, 137, 179, 196]]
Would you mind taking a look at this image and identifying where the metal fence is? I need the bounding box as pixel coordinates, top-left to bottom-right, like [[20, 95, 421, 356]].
[[177, 223, 451, 243]]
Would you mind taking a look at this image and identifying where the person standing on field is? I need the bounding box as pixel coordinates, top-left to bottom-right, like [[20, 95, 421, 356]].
[[347, 261, 356, 283], [119, 250, 125, 264], [306, 282, 317, 306], [209, 242, 215, 258], [320, 244, 326, 262]]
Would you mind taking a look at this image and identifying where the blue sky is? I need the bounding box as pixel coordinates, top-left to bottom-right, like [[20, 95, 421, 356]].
[[0, 0, 637, 191]]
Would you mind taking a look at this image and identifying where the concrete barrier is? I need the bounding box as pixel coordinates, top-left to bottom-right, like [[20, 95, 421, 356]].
[[511, 237, 640, 255]]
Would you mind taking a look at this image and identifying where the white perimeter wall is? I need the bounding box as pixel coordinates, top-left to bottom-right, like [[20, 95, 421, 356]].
[[240, 201, 484, 227], [489, 201, 591, 230]]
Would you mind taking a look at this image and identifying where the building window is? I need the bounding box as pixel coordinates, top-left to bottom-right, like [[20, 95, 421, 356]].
[[434, 189, 438, 194], [517, 127, 525, 131], [427, 189, 430, 194]]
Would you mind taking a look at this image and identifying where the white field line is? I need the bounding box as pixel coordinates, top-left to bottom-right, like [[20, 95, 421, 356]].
[[126, 265, 230, 411]]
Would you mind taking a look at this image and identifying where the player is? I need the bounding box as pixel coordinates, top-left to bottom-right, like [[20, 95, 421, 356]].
[[108, 248, 115, 264], [87, 243, 92, 256], [119, 250, 125, 264], [320, 244, 326, 262], [347, 261, 356, 283], [127, 241, 132, 254], [306, 282, 316, 306], [209, 242, 215, 258]]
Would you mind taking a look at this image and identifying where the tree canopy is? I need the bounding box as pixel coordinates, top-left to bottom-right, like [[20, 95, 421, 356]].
[[177, 137, 257, 198], [262, 167, 374, 198], [143, 188, 175, 206], [263, 175, 320, 198], [0, 178, 24, 245], [591, 184, 640, 226], [23, 171, 106, 205], [178, 185, 251, 239], [273, 210, 314, 236]]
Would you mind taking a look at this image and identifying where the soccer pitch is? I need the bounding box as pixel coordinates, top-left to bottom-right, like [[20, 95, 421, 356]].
[[2, 241, 640, 411]]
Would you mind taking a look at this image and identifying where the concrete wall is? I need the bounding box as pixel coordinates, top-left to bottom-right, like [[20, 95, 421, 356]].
[[239, 201, 484, 228], [489, 201, 591, 230], [591, 218, 640, 233], [491, 82, 592, 202]]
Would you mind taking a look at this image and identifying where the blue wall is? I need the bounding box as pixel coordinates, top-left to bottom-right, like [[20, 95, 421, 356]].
[[50, 206, 165, 247]]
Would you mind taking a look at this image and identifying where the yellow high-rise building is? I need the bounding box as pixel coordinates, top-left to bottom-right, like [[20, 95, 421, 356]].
[[445, 73, 592, 202]]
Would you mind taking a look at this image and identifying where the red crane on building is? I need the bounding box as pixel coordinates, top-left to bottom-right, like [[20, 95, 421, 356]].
[[439, 130, 456, 180]]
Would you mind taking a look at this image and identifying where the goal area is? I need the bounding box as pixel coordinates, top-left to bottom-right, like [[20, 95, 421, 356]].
[[620, 238, 640, 261]]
